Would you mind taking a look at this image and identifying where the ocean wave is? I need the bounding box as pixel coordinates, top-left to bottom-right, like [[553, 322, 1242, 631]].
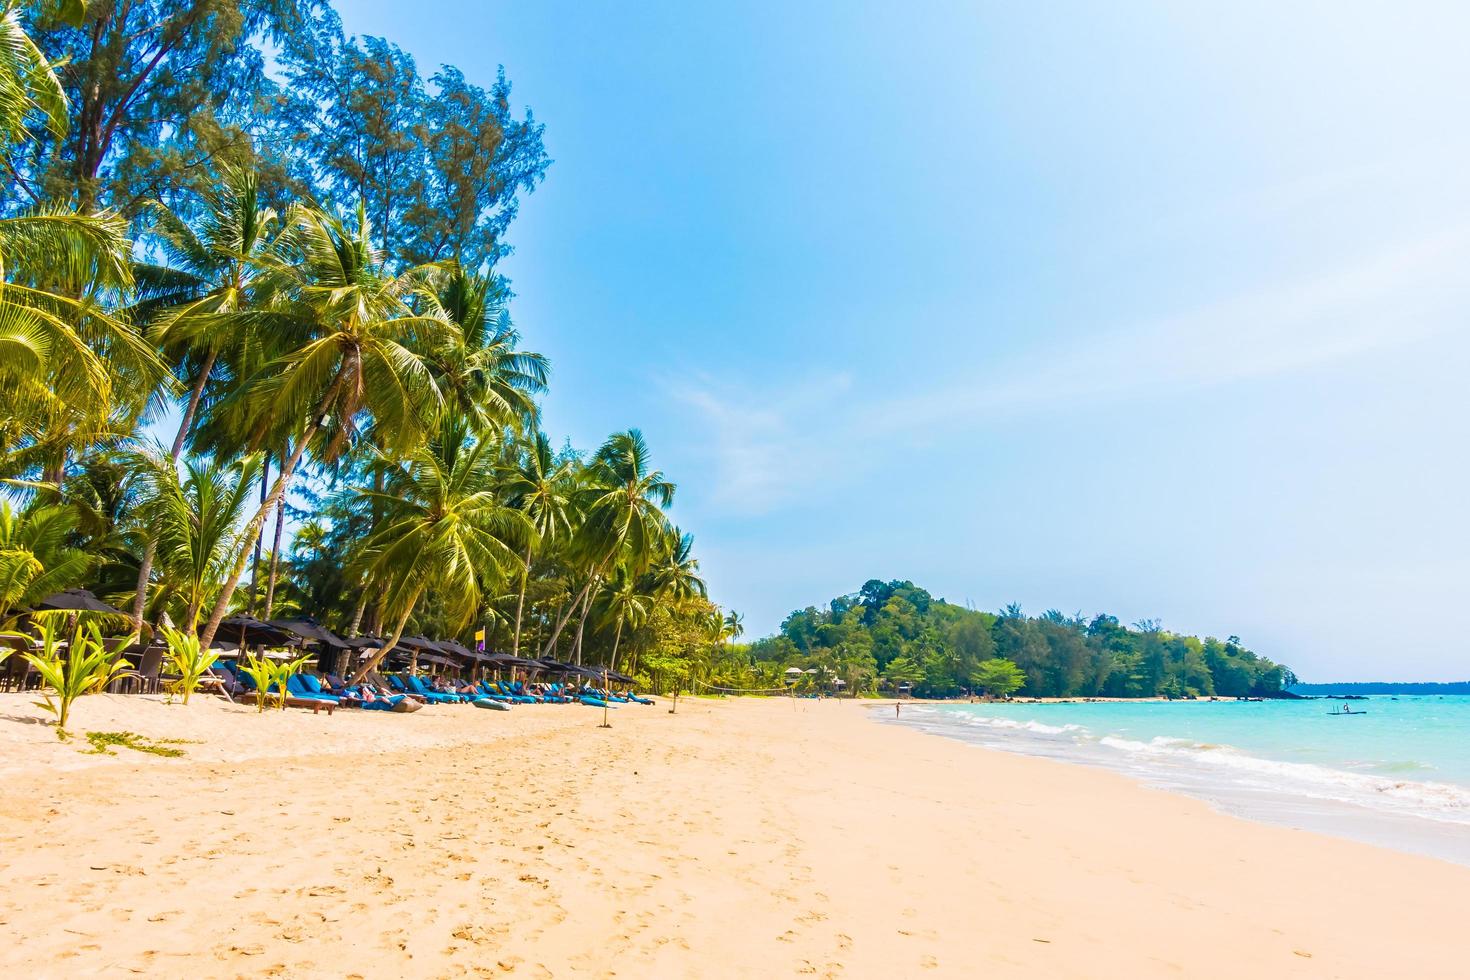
[[904, 708, 1470, 826], [1096, 733, 1470, 825], [951, 715, 1084, 736]]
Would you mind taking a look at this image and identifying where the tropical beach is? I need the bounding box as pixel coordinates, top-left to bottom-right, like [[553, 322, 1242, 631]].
[[2, 693, 1468, 978], [4, 0, 1470, 976]]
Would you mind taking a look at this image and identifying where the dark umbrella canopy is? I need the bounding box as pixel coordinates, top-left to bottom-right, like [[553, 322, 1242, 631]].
[[437, 639, 476, 660], [34, 589, 124, 614], [218, 615, 296, 646], [267, 618, 348, 648], [529, 659, 600, 676]]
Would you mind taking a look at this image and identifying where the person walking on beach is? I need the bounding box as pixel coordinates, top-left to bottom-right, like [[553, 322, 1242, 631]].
[[896, 702, 901, 718]]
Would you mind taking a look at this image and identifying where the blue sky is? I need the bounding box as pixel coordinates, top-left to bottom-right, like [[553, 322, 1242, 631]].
[[334, 0, 1470, 681]]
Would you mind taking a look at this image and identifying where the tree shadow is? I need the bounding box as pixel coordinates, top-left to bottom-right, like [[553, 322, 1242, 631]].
[[0, 712, 54, 727]]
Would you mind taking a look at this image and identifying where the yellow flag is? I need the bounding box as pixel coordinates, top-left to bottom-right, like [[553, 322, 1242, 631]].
[[474, 627, 486, 651]]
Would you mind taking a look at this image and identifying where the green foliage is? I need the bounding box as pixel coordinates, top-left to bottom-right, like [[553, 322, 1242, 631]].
[[277, 29, 548, 271], [237, 653, 278, 713], [0, 0, 67, 148], [236, 652, 314, 713], [23, 619, 134, 733], [0, 501, 93, 619], [126, 449, 261, 628], [882, 653, 924, 690], [158, 625, 219, 704], [270, 653, 314, 711], [15, 0, 313, 215], [973, 658, 1026, 698]]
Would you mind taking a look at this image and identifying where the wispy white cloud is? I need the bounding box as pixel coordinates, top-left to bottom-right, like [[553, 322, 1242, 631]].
[[664, 370, 855, 515], [875, 223, 1470, 430], [668, 225, 1470, 516]]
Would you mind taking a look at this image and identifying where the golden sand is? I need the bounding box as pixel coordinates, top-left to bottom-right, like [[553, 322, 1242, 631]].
[[0, 692, 1464, 978]]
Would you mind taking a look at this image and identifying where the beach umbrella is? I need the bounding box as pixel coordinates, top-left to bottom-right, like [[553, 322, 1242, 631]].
[[33, 589, 124, 614], [437, 639, 477, 660], [267, 617, 348, 648], [218, 615, 296, 648]]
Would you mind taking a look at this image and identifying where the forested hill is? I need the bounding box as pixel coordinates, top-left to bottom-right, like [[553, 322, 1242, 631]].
[[748, 580, 1294, 699]]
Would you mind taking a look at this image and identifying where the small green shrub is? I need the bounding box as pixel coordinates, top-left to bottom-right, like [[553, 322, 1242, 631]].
[[237, 654, 278, 713], [158, 625, 219, 704], [238, 652, 314, 712], [271, 653, 315, 710], [24, 620, 134, 734]]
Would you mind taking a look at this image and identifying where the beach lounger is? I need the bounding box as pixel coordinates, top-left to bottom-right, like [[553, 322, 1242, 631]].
[[495, 681, 537, 704], [403, 674, 464, 703], [287, 674, 341, 704], [238, 690, 337, 714], [385, 674, 438, 703]]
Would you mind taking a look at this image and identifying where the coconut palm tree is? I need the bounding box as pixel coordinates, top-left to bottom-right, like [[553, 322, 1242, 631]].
[[196, 202, 454, 649], [538, 428, 674, 659], [347, 426, 530, 685], [647, 526, 706, 603], [599, 570, 649, 673], [127, 168, 288, 626], [500, 429, 574, 658], [125, 445, 261, 628], [0, 206, 156, 484], [429, 270, 547, 434]]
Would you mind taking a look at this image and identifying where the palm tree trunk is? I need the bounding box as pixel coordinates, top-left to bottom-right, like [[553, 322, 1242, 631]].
[[199, 355, 356, 650], [347, 584, 425, 686], [171, 347, 217, 458], [247, 451, 271, 615], [571, 585, 595, 665], [510, 544, 532, 659], [346, 591, 368, 637], [130, 541, 158, 630], [538, 577, 595, 659], [197, 417, 321, 649], [262, 491, 286, 619], [609, 615, 626, 673], [131, 348, 220, 630]]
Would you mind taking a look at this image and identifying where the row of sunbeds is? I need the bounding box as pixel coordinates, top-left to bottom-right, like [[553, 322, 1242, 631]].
[[212, 660, 654, 714]]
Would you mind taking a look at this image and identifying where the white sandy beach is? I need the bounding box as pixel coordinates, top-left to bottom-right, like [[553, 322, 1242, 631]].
[[1, 692, 1466, 978]]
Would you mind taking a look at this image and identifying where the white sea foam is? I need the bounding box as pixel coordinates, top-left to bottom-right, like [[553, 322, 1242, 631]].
[[954, 715, 1083, 736], [898, 707, 1470, 829]]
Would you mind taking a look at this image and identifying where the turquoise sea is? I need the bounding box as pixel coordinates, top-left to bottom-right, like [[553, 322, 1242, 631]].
[[888, 696, 1470, 865]]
